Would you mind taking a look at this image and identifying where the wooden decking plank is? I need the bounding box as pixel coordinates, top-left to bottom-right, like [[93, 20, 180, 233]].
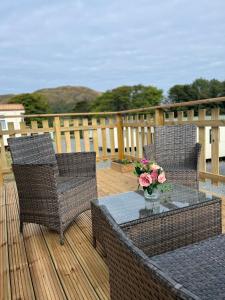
[[0, 185, 11, 300], [76, 212, 105, 258], [24, 223, 67, 300], [12, 183, 66, 300], [19, 206, 66, 299], [76, 212, 93, 242], [65, 224, 110, 300], [97, 169, 137, 195], [5, 183, 35, 300], [5, 169, 220, 300], [41, 228, 100, 300]]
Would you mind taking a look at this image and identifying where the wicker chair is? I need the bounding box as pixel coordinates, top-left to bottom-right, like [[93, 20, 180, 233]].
[[143, 124, 201, 188], [8, 133, 97, 244], [98, 204, 225, 300]]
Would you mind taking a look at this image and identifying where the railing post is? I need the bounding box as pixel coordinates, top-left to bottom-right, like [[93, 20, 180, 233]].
[[198, 109, 206, 175], [0, 169, 3, 186], [116, 113, 124, 160], [0, 135, 8, 186], [54, 116, 62, 153], [211, 108, 220, 185], [154, 108, 164, 126]]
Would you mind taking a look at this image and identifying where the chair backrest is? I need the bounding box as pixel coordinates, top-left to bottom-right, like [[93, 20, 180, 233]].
[[154, 124, 197, 165], [8, 133, 59, 176], [97, 204, 196, 300]]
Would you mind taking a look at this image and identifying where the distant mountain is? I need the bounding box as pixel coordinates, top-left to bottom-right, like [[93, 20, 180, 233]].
[[0, 86, 101, 113], [35, 86, 101, 113], [0, 94, 14, 103]]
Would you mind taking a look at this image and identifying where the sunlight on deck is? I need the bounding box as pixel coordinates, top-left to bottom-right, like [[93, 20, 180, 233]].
[[0, 169, 137, 300], [0, 169, 224, 300]]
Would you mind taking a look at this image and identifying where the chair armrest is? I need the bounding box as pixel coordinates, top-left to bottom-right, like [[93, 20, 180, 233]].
[[143, 144, 155, 160], [12, 163, 57, 199], [56, 152, 96, 177]]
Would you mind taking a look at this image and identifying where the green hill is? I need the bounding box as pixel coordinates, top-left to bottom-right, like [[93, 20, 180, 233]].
[[0, 86, 101, 113], [35, 86, 101, 113], [0, 94, 14, 103]]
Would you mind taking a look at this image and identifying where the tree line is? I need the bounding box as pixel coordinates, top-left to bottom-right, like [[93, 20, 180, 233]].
[[9, 78, 225, 115], [71, 78, 225, 112]]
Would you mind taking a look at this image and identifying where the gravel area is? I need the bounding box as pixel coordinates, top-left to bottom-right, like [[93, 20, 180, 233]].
[[203, 160, 225, 197], [200, 180, 225, 197], [206, 160, 225, 176]]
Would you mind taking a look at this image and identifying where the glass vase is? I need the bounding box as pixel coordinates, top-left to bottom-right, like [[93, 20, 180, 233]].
[[144, 188, 160, 201]]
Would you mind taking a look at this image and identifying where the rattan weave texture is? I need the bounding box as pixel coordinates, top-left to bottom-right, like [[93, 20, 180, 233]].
[[151, 234, 225, 300], [91, 190, 221, 256], [8, 133, 97, 244], [143, 124, 201, 188], [98, 205, 203, 300]]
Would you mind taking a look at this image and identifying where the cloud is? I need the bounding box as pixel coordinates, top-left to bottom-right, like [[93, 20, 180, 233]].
[[0, 0, 225, 94]]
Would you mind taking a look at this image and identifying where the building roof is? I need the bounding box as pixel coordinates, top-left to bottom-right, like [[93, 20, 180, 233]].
[[0, 104, 25, 111]]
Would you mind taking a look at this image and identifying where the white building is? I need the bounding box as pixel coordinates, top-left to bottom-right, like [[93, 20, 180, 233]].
[[0, 104, 25, 145]]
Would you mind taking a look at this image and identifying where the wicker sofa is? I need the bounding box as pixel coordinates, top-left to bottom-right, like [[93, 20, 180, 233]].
[[143, 124, 201, 188], [8, 133, 97, 244], [98, 204, 225, 300]]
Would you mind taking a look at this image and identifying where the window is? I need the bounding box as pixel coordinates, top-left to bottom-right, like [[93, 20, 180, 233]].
[[0, 119, 6, 130]]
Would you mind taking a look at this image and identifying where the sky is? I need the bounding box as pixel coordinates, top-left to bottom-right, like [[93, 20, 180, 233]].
[[0, 0, 225, 95]]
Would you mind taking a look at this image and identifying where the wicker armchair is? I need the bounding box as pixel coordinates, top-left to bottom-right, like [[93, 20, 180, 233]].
[[143, 124, 201, 188], [98, 204, 225, 300], [8, 133, 97, 244]]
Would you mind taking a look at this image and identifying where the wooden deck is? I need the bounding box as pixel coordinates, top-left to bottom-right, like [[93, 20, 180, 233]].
[[0, 169, 137, 300], [1, 169, 225, 300]]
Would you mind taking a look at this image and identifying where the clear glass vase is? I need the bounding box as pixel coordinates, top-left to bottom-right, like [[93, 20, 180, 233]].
[[144, 188, 160, 201]]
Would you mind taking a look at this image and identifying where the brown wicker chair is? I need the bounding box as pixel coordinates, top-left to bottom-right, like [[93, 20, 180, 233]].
[[8, 133, 97, 244], [98, 204, 225, 300], [143, 124, 201, 188]]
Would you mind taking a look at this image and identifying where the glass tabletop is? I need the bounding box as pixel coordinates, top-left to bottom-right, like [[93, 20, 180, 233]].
[[94, 184, 220, 225]]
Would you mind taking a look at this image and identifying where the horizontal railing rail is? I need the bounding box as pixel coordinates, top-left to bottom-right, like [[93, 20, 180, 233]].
[[1, 96, 225, 186]]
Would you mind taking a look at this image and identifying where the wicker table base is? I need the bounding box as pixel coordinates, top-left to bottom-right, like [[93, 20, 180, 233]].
[[91, 188, 222, 257]]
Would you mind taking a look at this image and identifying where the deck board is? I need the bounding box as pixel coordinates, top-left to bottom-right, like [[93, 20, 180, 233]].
[[41, 227, 99, 300], [1, 168, 224, 300], [0, 185, 11, 300], [6, 183, 35, 300]]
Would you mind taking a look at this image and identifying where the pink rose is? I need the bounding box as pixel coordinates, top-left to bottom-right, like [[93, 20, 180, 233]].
[[158, 172, 166, 183], [151, 163, 160, 171], [151, 171, 158, 182], [139, 173, 152, 187], [141, 159, 149, 165]]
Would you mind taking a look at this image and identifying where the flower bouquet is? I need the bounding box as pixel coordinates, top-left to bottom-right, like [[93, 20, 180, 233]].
[[134, 159, 171, 200]]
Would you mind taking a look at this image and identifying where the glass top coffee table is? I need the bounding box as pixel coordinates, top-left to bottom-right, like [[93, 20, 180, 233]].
[[91, 184, 222, 256]]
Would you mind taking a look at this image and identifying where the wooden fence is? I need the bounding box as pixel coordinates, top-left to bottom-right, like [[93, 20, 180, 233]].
[[1, 96, 225, 185]]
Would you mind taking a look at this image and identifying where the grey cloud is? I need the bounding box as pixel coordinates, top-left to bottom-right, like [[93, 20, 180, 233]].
[[0, 0, 225, 94]]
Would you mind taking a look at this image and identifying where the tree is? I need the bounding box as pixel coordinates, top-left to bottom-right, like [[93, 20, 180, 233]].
[[168, 78, 225, 103], [167, 84, 194, 103], [91, 85, 163, 112], [72, 100, 92, 113], [9, 93, 51, 124], [209, 79, 225, 98]]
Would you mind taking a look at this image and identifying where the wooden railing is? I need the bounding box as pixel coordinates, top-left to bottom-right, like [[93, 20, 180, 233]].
[[1, 96, 225, 186]]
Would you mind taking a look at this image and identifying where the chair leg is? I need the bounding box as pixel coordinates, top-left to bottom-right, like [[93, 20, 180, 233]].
[[60, 233, 65, 245], [93, 236, 97, 248], [20, 221, 23, 234]]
